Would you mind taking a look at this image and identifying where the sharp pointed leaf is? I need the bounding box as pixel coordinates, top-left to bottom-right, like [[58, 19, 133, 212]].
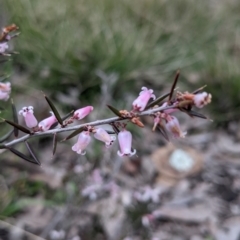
[[62, 127, 86, 141], [44, 95, 63, 125], [25, 141, 41, 165], [187, 110, 208, 119], [157, 125, 169, 142], [0, 129, 14, 143], [4, 119, 32, 134], [11, 99, 19, 137], [146, 91, 172, 110], [106, 130, 115, 134], [7, 147, 39, 165], [52, 133, 57, 156], [107, 105, 123, 118], [110, 123, 120, 134], [50, 110, 74, 129], [192, 85, 207, 94], [168, 70, 180, 103]]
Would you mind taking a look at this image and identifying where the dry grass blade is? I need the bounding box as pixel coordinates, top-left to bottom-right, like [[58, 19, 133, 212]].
[[25, 141, 41, 165], [44, 95, 63, 125], [168, 70, 180, 104]]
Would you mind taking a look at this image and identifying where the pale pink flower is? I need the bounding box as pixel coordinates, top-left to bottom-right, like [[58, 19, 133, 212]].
[[38, 111, 57, 131], [0, 42, 8, 54], [165, 116, 186, 138], [0, 82, 11, 101], [0, 91, 10, 101], [132, 87, 156, 111], [94, 128, 116, 147], [72, 131, 91, 155], [19, 106, 38, 128], [0, 82, 11, 92], [193, 92, 212, 108], [117, 129, 136, 157], [73, 106, 94, 120]]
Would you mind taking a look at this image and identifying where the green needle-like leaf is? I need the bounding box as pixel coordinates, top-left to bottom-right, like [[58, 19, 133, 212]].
[[44, 95, 63, 125], [4, 119, 32, 134], [62, 127, 86, 141], [107, 105, 123, 118], [11, 99, 19, 137], [8, 147, 39, 165], [25, 141, 41, 165]]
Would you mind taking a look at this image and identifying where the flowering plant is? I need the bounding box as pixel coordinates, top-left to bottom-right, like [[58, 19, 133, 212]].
[[0, 24, 212, 165]]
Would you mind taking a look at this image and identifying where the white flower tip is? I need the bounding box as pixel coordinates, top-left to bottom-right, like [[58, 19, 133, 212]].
[[117, 150, 124, 157], [130, 149, 137, 156]]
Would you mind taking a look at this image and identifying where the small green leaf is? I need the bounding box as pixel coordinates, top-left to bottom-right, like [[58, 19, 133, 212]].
[[4, 119, 32, 134], [110, 123, 120, 134], [44, 95, 63, 125], [62, 127, 86, 141], [107, 105, 123, 118], [25, 141, 41, 165], [0, 129, 14, 143], [52, 133, 57, 156], [11, 99, 19, 137], [8, 147, 39, 165]]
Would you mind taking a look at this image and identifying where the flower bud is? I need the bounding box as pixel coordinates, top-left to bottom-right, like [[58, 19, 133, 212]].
[[165, 116, 186, 138], [73, 106, 94, 120], [94, 128, 116, 147], [193, 92, 212, 108], [38, 112, 57, 131], [19, 106, 38, 128], [132, 87, 156, 111], [117, 129, 136, 157], [72, 131, 91, 155]]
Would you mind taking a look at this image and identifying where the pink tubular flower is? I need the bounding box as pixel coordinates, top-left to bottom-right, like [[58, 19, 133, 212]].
[[38, 112, 57, 131], [19, 106, 38, 128], [72, 131, 91, 155], [94, 128, 116, 147], [132, 87, 156, 111], [0, 82, 11, 101], [117, 129, 136, 157], [73, 106, 94, 120], [193, 92, 212, 108], [165, 116, 186, 138]]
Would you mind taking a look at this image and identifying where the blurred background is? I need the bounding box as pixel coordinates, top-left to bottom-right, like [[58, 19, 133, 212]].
[[0, 0, 240, 239]]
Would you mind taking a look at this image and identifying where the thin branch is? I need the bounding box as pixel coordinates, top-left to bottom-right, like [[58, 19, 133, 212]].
[[4, 105, 175, 148]]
